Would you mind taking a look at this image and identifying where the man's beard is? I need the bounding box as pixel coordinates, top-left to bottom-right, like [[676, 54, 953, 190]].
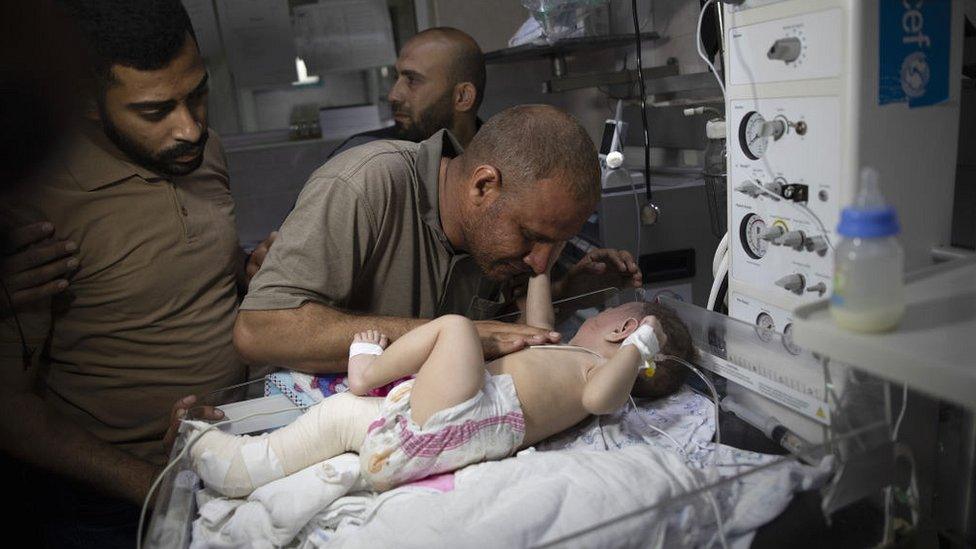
[[391, 89, 455, 142], [461, 201, 530, 282], [99, 108, 208, 177]]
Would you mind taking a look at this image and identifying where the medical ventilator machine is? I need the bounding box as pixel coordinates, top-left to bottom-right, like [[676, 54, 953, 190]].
[[706, 0, 973, 544], [145, 1, 974, 546], [715, 0, 962, 444]]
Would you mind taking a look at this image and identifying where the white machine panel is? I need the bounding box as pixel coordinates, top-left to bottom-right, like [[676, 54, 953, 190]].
[[728, 96, 840, 300], [724, 0, 960, 324], [728, 9, 843, 85], [726, 292, 833, 442], [728, 0, 788, 12], [722, 0, 961, 441], [729, 294, 810, 365]]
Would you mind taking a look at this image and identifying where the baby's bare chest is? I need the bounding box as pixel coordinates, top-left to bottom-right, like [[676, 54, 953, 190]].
[[487, 348, 600, 443], [487, 348, 599, 405]]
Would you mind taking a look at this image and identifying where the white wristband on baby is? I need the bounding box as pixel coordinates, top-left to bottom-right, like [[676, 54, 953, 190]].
[[349, 342, 384, 359], [622, 324, 660, 374]]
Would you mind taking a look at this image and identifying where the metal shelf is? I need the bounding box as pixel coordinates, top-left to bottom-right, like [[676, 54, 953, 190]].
[[792, 257, 976, 410], [484, 32, 660, 65], [485, 32, 720, 100]]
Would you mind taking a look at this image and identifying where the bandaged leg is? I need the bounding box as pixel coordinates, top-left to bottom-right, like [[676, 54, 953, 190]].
[[188, 392, 382, 498]]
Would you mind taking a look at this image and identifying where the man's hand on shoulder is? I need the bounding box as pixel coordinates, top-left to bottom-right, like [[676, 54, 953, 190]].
[[474, 320, 561, 359], [1, 222, 77, 314], [244, 231, 278, 286]]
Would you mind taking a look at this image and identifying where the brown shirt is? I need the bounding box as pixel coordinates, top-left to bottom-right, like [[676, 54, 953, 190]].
[[0, 127, 246, 464], [242, 130, 509, 320]]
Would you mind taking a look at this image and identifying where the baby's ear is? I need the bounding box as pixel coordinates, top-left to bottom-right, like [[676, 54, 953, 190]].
[[604, 317, 639, 343]]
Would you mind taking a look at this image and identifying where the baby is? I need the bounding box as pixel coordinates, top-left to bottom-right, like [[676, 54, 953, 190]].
[[188, 269, 694, 497]]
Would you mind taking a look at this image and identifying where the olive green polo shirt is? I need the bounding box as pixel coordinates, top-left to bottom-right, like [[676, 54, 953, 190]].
[[243, 130, 509, 320], [0, 127, 246, 464]]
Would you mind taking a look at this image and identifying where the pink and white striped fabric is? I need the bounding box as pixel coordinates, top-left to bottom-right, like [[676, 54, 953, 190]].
[[359, 372, 525, 491]]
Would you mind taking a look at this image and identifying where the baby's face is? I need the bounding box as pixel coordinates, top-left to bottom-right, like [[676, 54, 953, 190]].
[[572, 302, 645, 345]]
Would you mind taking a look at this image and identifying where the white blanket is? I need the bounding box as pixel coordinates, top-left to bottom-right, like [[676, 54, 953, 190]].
[[190, 388, 831, 548], [322, 445, 830, 548]]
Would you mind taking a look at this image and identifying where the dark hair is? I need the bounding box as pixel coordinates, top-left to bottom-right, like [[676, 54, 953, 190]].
[[57, 0, 196, 91], [632, 301, 697, 399], [411, 27, 486, 111], [461, 104, 601, 203]]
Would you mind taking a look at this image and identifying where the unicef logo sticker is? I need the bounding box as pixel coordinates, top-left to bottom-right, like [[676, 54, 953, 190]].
[[900, 51, 930, 99]]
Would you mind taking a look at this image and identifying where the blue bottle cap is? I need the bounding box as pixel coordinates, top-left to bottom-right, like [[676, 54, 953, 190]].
[[837, 206, 900, 238]]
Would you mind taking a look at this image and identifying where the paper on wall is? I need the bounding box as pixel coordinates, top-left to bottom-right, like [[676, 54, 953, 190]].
[[294, 0, 397, 74], [216, 0, 297, 88]]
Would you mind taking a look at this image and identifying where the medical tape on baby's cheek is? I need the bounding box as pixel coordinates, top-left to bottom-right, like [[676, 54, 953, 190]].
[[240, 439, 285, 487], [349, 342, 384, 359]]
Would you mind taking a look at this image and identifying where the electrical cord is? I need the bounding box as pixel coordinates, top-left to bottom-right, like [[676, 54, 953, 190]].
[[707, 253, 729, 312], [630, 175, 644, 289], [629, 395, 729, 549], [659, 354, 722, 449], [882, 382, 913, 545], [712, 232, 729, 278], [627, 352, 729, 548], [891, 383, 908, 442], [137, 406, 307, 549], [707, 234, 730, 312], [631, 0, 653, 205], [628, 395, 688, 458], [145, 353, 729, 547], [697, 0, 727, 99], [696, 0, 732, 314], [713, 273, 729, 314], [611, 97, 644, 271]]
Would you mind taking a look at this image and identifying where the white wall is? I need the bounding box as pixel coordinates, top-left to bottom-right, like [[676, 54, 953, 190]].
[[429, 0, 525, 51]]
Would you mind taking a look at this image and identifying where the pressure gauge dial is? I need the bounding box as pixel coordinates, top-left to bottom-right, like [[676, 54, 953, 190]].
[[782, 323, 802, 355], [738, 111, 781, 160], [755, 312, 776, 343], [739, 213, 769, 259]]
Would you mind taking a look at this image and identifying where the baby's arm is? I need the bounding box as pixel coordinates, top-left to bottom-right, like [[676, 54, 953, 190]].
[[523, 243, 565, 330], [524, 272, 555, 330], [581, 345, 643, 415], [581, 317, 667, 415]]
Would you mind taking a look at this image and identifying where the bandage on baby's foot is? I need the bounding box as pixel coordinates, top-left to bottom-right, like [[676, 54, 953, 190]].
[[349, 342, 384, 359], [188, 393, 382, 498]]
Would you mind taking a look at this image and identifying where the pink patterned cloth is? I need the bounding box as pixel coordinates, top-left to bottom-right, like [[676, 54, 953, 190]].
[[321, 374, 413, 398], [405, 472, 455, 492], [265, 371, 413, 409], [396, 412, 525, 458], [359, 372, 524, 492]]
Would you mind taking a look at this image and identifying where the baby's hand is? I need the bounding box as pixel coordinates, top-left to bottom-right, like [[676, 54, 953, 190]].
[[639, 316, 667, 352], [621, 316, 666, 363]]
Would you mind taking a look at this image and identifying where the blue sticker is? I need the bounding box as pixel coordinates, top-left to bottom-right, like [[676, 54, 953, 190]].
[[879, 0, 952, 108]]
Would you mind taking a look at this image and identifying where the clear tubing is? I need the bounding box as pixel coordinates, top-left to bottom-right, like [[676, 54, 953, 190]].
[[138, 406, 308, 549], [146, 353, 731, 548], [659, 354, 722, 448]]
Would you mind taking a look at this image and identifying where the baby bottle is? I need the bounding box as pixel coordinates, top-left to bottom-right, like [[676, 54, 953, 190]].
[[830, 167, 905, 332]]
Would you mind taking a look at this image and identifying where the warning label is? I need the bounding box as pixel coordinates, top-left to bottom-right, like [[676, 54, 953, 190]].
[[697, 353, 831, 425]]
